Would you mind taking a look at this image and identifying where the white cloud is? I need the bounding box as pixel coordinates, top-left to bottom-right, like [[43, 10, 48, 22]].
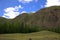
[[2, 12, 20, 19], [2, 5, 23, 19], [21, 11, 27, 13], [31, 11, 36, 13], [45, 0, 60, 7], [18, 0, 38, 3], [18, 0, 32, 3]]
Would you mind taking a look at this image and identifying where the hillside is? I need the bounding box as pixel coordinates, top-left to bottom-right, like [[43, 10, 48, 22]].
[[13, 6, 60, 27], [0, 6, 60, 33]]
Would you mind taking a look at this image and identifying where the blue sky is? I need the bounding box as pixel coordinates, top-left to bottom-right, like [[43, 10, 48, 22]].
[[0, 0, 60, 19]]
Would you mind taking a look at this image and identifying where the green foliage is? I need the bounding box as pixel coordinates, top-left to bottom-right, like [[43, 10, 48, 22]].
[[0, 21, 40, 33], [47, 26, 60, 33]]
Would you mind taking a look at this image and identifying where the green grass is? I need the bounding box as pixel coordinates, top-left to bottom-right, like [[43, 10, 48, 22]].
[[0, 31, 60, 40]]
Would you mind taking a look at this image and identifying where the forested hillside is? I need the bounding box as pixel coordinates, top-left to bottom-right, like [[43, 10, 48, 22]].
[[0, 6, 60, 33]]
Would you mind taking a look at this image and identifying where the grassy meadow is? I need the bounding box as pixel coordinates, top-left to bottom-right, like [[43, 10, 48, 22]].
[[0, 31, 60, 40]]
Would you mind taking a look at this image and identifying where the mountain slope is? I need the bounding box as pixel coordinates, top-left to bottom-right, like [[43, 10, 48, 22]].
[[14, 6, 60, 27], [14, 6, 60, 28], [0, 6, 60, 33]]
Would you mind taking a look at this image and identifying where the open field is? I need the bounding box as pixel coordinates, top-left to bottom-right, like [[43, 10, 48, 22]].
[[0, 31, 60, 40]]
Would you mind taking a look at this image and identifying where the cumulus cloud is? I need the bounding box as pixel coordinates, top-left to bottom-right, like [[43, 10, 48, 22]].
[[21, 11, 27, 13], [45, 0, 60, 7], [2, 5, 23, 19], [18, 0, 38, 3]]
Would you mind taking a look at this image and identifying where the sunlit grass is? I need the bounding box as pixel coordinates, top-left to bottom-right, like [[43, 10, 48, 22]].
[[0, 31, 60, 40]]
